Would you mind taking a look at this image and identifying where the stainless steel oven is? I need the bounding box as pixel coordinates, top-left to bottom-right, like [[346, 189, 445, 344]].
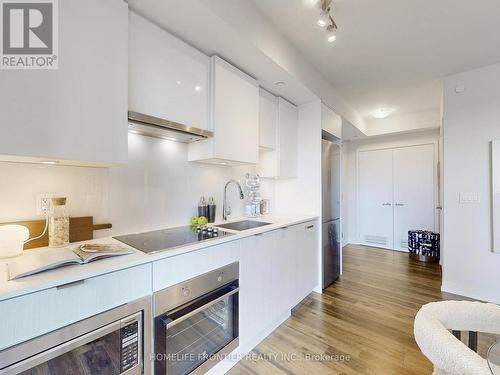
[[154, 263, 239, 375], [0, 296, 152, 375]]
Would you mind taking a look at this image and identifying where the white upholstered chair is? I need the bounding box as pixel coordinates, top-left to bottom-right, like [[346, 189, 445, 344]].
[[414, 301, 500, 375]]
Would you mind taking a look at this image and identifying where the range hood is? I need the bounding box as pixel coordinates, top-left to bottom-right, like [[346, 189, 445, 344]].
[[127, 111, 213, 143]]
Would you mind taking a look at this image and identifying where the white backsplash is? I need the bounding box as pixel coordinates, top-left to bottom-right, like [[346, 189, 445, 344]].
[[0, 134, 271, 238]]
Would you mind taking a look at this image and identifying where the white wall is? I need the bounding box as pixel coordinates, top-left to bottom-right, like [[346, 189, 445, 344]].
[[343, 130, 440, 245], [0, 134, 255, 237], [441, 63, 500, 303]]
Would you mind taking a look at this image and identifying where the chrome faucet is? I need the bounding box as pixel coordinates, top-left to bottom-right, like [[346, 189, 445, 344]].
[[223, 179, 244, 221]]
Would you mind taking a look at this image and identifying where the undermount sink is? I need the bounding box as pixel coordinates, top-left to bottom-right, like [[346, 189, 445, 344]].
[[216, 220, 272, 231]]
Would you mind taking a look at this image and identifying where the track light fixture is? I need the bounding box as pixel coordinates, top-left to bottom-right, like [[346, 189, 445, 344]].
[[315, 0, 338, 43]]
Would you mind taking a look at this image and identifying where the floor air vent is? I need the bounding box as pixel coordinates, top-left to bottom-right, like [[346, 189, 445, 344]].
[[364, 235, 388, 246]]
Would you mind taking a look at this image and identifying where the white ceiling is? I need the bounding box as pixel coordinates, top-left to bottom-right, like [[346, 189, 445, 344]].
[[251, 0, 500, 121]]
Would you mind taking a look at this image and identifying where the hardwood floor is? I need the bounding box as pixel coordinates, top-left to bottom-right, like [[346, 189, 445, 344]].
[[229, 244, 496, 375]]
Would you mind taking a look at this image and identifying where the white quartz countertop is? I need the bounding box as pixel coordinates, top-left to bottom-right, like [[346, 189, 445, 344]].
[[0, 214, 318, 302]]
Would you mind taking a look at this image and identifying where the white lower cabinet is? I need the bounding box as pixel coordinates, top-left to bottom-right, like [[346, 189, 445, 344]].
[[239, 220, 319, 352], [294, 221, 320, 304], [0, 219, 319, 366], [0, 264, 152, 351], [239, 231, 277, 351]]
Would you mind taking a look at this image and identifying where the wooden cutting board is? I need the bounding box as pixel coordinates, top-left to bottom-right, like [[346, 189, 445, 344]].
[[0, 217, 112, 250]]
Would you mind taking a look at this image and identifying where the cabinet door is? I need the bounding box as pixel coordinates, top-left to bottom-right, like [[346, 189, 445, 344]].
[[259, 89, 278, 150], [393, 145, 435, 251], [188, 57, 259, 165], [213, 57, 259, 163], [358, 149, 394, 248], [277, 98, 298, 178], [129, 12, 209, 130], [295, 222, 319, 303], [239, 232, 275, 350], [274, 227, 295, 313], [0, 0, 128, 166]]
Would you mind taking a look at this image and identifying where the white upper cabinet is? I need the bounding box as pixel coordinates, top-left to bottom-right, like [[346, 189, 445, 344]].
[[259, 96, 298, 179], [321, 103, 342, 139], [259, 89, 278, 150], [188, 56, 259, 165], [0, 0, 128, 166], [129, 12, 209, 130]]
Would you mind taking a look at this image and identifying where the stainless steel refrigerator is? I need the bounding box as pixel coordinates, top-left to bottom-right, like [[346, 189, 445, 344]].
[[322, 134, 341, 289]]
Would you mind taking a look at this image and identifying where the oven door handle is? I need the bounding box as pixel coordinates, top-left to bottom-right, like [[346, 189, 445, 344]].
[[166, 287, 239, 329]]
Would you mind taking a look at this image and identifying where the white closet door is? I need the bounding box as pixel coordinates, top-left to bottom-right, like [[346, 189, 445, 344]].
[[393, 145, 435, 251], [358, 149, 394, 248]]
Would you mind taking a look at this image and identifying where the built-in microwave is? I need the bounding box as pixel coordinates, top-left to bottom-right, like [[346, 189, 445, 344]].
[[0, 296, 152, 375], [154, 263, 239, 375]]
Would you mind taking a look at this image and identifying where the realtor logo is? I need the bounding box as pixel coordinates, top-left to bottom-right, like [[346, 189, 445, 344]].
[[1, 0, 58, 69]]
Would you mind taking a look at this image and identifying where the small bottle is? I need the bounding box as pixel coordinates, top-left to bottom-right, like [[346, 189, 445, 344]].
[[198, 197, 208, 218], [49, 197, 69, 247], [207, 197, 216, 223]]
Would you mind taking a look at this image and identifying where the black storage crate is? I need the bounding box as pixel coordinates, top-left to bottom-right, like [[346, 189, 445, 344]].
[[408, 230, 440, 263]]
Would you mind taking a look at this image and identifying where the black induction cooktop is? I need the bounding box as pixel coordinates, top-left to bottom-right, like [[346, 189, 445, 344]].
[[113, 226, 233, 254]]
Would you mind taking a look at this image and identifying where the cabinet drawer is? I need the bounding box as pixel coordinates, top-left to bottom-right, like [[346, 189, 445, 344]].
[[153, 241, 239, 292], [0, 264, 152, 350]]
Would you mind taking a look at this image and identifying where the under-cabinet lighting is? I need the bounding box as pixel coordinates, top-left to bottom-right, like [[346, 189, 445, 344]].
[[40, 160, 59, 165]]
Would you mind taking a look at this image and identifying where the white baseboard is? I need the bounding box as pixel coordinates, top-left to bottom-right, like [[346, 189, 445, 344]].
[[441, 281, 500, 304]]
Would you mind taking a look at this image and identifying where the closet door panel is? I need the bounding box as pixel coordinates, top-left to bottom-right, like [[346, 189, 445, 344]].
[[393, 145, 435, 251], [358, 149, 394, 248]]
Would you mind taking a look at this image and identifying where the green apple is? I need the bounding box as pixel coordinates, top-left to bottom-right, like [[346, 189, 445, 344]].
[[191, 216, 199, 225], [197, 216, 208, 225]]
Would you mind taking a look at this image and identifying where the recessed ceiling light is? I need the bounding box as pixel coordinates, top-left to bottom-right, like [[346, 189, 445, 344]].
[[327, 34, 337, 43], [167, 137, 177, 142], [176, 80, 181, 85], [129, 130, 139, 134], [40, 160, 58, 165], [317, 19, 327, 27], [275, 81, 286, 87], [194, 85, 202, 92], [306, 0, 320, 7], [371, 108, 395, 119], [220, 162, 228, 165]]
